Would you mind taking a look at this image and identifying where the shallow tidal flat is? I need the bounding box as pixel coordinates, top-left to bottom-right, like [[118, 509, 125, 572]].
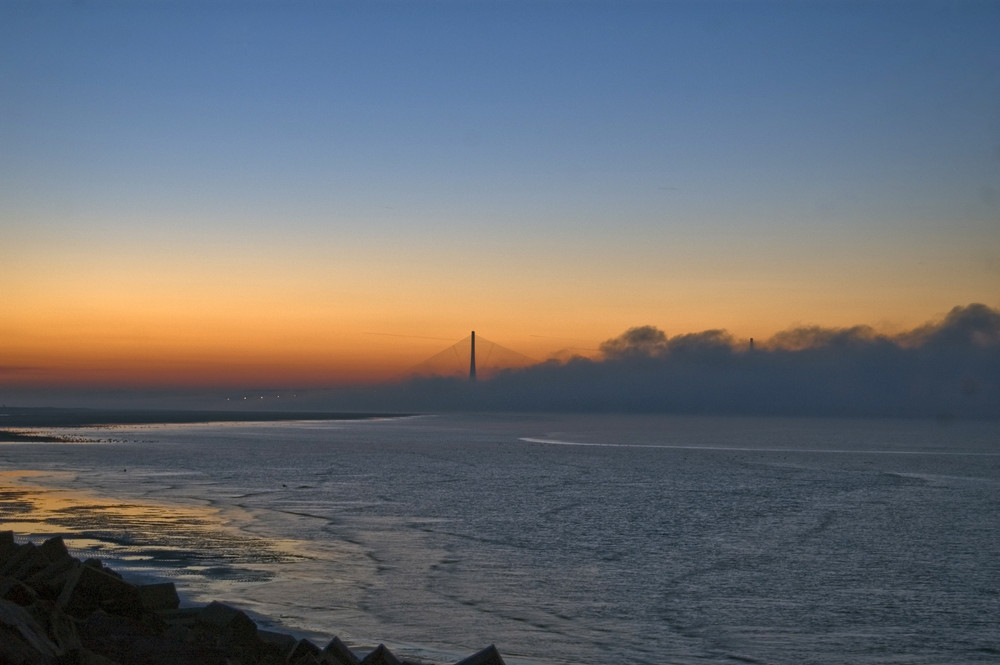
[[0, 528, 505, 665], [0, 469, 280, 572], [0, 472, 505, 665], [3, 411, 999, 665]]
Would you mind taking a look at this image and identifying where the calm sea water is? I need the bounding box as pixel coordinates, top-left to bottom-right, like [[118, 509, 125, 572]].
[[1, 413, 998, 665]]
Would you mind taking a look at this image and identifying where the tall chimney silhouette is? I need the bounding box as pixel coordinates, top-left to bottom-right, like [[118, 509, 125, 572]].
[[469, 331, 477, 381]]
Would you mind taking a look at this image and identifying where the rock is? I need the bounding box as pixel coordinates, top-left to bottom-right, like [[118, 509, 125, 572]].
[[80, 609, 231, 665], [164, 621, 194, 645], [195, 601, 259, 650], [1, 537, 510, 665], [24, 557, 79, 600], [322, 636, 361, 665], [75, 648, 122, 665], [29, 601, 81, 653], [0, 530, 19, 560], [360, 644, 402, 665], [1, 576, 39, 606], [57, 560, 143, 619], [81, 559, 123, 579], [1, 543, 49, 580], [0, 625, 52, 665], [138, 582, 180, 611], [157, 606, 201, 629], [0, 597, 60, 662], [37, 536, 70, 564], [453, 645, 506, 665], [259, 628, 298, 658], [290, 638, 322, 663]]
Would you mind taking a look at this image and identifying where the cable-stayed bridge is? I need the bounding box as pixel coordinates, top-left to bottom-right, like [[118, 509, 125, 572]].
[[409, 331, 537, 380]]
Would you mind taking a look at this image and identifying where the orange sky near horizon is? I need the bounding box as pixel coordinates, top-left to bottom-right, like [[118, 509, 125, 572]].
[[3, 3, 998, 392], [5, 231, 995, 389]]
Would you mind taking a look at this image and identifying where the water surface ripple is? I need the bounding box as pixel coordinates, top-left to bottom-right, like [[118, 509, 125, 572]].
[[1, 414, 997, 665]]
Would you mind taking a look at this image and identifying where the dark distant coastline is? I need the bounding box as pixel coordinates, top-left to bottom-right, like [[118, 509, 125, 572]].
[[0, 406, 414, 441]]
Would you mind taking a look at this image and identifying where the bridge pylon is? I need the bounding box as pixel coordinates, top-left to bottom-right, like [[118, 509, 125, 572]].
[[470, 331, 477, 381], [409, 332, 537, 380]]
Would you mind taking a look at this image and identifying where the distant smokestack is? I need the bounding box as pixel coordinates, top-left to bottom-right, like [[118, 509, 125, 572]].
[[470, 331, 477, 381]]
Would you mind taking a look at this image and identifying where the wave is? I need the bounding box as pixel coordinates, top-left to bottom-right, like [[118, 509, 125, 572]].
[[518, 437, 1000, 456]]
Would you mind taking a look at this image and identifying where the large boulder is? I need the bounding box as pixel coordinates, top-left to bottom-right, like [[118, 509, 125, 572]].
[[37, 536, 71, 564], [322, 636, 361, 665], [79, 609, 231, 665], [290, 638, 322, 664], [453, 645, 506, 665], [0, 597, 60, 664], [195, 601, 259, 647], [138, 582, 180, 611], [360, 644, 402, 665], [57, 560, 143, 618], [24, 557, 79, 600], [1, 543, 49, 581], [0, 531, 18, 559], [1, 576, 39, 606], [259, 628, 298, 659]]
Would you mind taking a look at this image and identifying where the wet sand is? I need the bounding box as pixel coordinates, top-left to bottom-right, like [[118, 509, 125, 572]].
[[0, 469, 368, 648]]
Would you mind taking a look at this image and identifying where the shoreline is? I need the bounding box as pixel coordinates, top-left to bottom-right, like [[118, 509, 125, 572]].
[[0, 529, 506, 665], [0, 468, 506, 665], [0, 406, 414, 429], [0, 471, 326, 639], [0, 406, 418, 443], [0, 431, 91, 443]]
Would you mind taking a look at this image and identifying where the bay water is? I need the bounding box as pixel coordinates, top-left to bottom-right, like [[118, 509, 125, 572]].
[[1, 413, 998, 664]]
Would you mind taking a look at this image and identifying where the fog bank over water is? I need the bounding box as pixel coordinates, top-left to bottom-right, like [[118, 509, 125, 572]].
[[3, 304, 998, 419], [330, 303, 1000, 418]]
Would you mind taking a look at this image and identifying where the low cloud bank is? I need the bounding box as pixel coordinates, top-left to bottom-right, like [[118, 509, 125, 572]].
[[4, 304, 996, 419], [338, 303, 999, 418]]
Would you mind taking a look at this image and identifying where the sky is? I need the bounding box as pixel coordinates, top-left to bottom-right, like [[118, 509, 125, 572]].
[[2, 0, 999, 399]]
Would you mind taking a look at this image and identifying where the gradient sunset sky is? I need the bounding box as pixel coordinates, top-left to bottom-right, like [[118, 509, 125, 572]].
[[3, 1, 998, 390]]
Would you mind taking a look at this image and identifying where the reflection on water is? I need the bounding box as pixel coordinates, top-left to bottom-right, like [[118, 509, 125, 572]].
[[2, 415, 998, 665], [0, 466, 371, 645], [0, 470, 302, 586]]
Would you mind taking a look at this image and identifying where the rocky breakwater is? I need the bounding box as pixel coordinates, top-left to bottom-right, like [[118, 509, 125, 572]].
[[0, 532, 507, 665]]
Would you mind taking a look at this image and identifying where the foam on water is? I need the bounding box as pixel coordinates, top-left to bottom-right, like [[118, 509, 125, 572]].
[[521, 436, 1000, 455]]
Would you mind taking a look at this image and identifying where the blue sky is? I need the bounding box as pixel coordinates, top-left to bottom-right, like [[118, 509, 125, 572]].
[[2, 0, 998, 390]]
